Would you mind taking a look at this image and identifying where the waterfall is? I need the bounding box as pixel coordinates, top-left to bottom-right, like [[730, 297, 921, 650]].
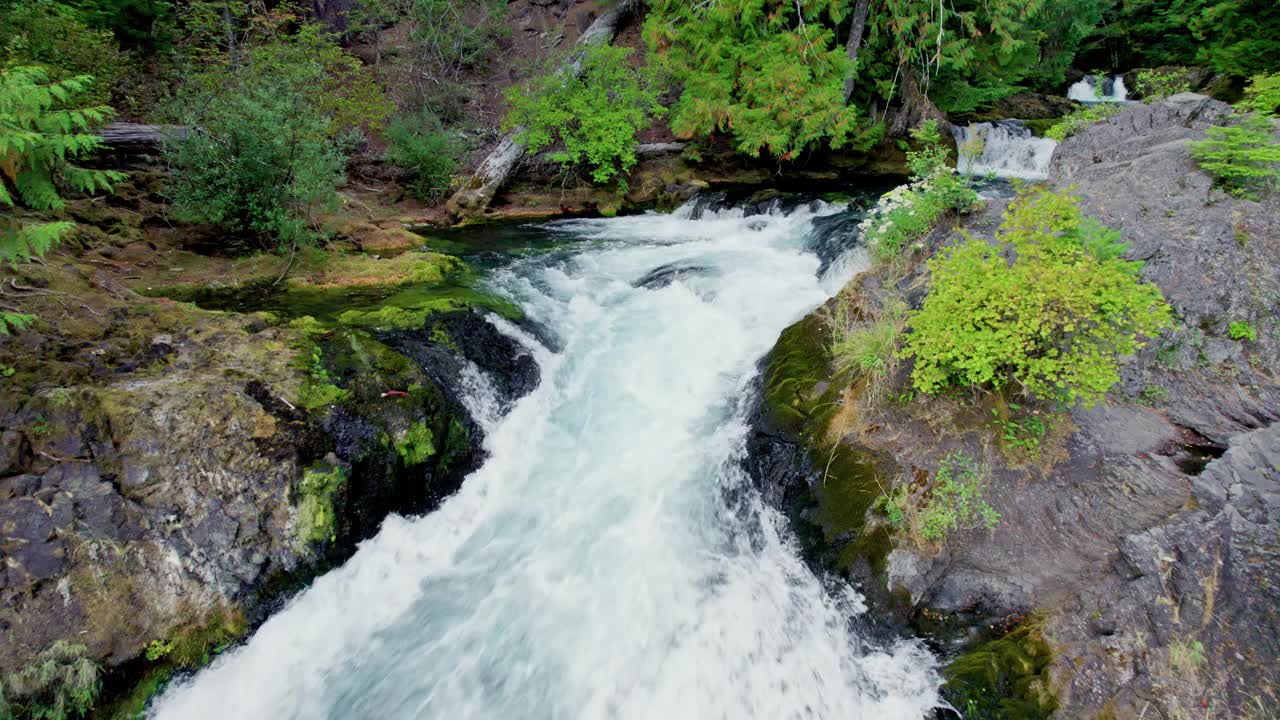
[[952, 120, 1057, 181], [1067, 74, 1129, 103], [147, 197, 942, 720]]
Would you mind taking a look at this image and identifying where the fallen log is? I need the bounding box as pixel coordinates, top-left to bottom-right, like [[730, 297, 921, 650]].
[[444, 0, 637, 223], [96, 122, 187, 152]]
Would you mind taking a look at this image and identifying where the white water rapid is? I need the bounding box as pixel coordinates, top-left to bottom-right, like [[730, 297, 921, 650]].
[[148, 199, 941, 720], [952, 120, 1057, 181], [1066, 74, 1128, 103]]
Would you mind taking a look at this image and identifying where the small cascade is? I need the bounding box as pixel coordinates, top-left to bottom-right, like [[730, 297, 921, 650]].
[[1067, 74, 1129, 103], [952, 120, 1057, 181]]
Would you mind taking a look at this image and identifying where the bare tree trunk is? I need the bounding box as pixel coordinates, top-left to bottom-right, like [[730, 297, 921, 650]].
[[886, 72, 950, 136], [842, 0, 870, 102], [444, 0, 636, 223]]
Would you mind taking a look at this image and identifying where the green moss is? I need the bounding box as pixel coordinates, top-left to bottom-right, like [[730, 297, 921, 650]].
[[942, 620, 1059, 719], [334, 286, 521, 331], [104, 667, 171, 720], [297, 344, 351, 411], [762, 312, 899, 577], [394, 422, 436, 465], [435, 417, 471, 475], [762, 313, 839, 438], [103, 607, 246, 720], [296, 465, 347, 546], [298, 381, 349, 410]]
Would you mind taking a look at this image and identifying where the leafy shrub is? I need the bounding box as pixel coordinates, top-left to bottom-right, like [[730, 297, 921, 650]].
[[1044, 103, 1124, 141], [1135, 67, 1192, 102], [164, 27, 388, 248], [1228, 320, 1258, 341], [1189, 113, 1280, 198], [905, 187, 1173, 407], [505, 44, 663, 189], [384, 109, 462, 201], [0, 1, 126, 106], [0, 641, 100, 720], [859, 121, 978, 265], [877, 451, 999, 546], [1240, 73, 1280, 117]]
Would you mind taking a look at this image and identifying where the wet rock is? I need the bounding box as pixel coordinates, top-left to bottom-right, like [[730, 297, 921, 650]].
[[633, 262, 714, 289]]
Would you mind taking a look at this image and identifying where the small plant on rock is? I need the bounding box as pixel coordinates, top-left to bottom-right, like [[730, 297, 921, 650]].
[[1229, 320, 1258, 341], [1190, 113, 1280, 199], [877, 451, 1000, 547], [1045, 103, 1124, 141], [859, 121, 978, 267]]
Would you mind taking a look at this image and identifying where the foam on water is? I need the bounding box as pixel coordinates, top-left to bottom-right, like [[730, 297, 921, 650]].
[[149, 201, 941, 720]]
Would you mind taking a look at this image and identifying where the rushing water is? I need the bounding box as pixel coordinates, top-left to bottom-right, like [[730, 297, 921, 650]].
[[952, 120, 1057, 181], [1066, 74, 1128, 103], [149, 199, 941, 720]]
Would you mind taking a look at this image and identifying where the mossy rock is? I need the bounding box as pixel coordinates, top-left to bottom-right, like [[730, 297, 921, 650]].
[[761, 311, 900, 579], [942, 621, 1059, 719], [762, 313, 838, 439]]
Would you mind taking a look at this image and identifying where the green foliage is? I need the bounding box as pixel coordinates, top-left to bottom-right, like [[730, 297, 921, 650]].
[[860, 0, 1104, 112], [643, 0, 859, 158], [1, 66, 123, 264], [0, 1, 126, 106], [1229, 320, 1258, 341], [394, 421, 436, 465], [0, 641, 100, 720], [505, 44, 662, 188], [162, 27, 388, 247], [877, 451, 999, 546], [384, 108, 461, 201], [347, 0, 399, 67], [991, 406, 1048, 455], [905, 187, 1173, 407], [143, 639, 174, 662], [1089, 0, 1280, 78], [859, 121, 978, 266], [1240, 73, 1280, 117], [1044, 103, 1124, 141], [1189, 113, 1280, 199], [1135, 67, 1192, 102]]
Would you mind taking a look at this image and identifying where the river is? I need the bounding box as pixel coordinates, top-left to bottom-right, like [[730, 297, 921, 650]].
[[149, 197, 941, 719]]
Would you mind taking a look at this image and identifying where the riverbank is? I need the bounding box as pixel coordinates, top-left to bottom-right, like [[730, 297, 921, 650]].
[[0, 174, 543, 717], [748, 95, 1279, 718]]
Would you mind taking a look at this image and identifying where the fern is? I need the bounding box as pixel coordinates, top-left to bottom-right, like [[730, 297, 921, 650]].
[[0, 65, 123, 264], [0, 312, 35, 335]]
